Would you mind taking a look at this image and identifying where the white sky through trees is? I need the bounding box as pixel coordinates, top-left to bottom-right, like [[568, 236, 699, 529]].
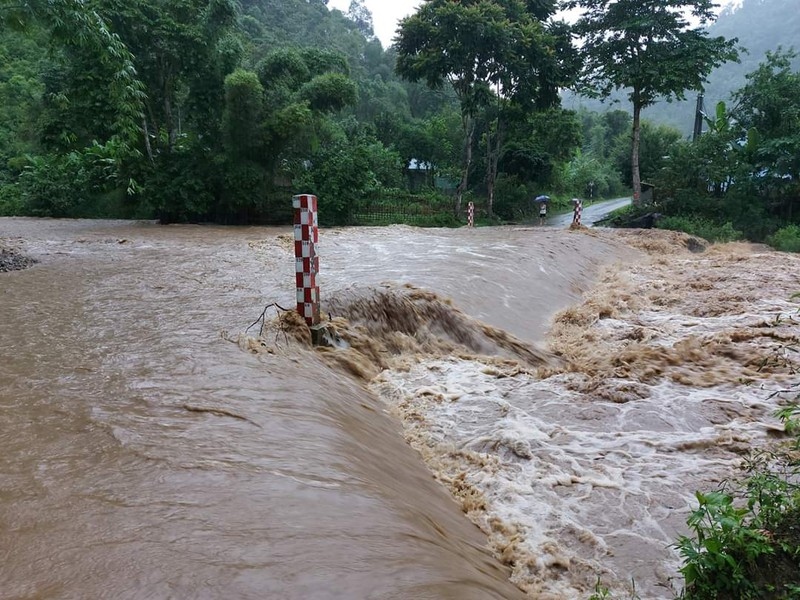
[[327, 0, 422, 47], [327, 0, 741, 48]]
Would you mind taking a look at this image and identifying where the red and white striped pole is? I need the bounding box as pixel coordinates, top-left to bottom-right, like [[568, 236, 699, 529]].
[[293, 194, 320, 326], [468, 201, 475, 228], [572, 198, 583, 226]]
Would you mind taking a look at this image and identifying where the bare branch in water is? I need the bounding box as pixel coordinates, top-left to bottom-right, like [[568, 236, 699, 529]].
[[246, 302, 292, 338]]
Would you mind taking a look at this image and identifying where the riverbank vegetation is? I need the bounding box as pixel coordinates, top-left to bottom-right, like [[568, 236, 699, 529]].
[[0, 0, 583, 225], [0, 0, 796, 240], [677, 402, 800, 599], [644, 49, 800, 251], [0, 0, 746, 228]]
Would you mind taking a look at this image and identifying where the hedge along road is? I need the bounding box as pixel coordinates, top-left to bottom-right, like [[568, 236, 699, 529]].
[[548, 196, 632, 228]]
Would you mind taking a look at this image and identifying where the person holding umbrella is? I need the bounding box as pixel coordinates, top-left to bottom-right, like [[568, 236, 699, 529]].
[[535, 195, 550, 225]]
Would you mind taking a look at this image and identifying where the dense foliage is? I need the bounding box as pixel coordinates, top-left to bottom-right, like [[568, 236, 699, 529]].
[[0, 0, 796, 236], [649, 50, 800, 247], [0, 0, 605, 224]]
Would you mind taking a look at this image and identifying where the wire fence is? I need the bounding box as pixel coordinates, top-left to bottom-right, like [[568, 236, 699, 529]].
[[348, 193, 456, 226]]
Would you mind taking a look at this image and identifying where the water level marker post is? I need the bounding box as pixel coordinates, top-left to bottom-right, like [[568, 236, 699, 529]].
[[293, 194, 320, 327], [467, 202, 475, 228]]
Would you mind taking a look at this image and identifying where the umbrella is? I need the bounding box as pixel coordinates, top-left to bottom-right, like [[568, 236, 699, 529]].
[[534, 195, 550, 203]]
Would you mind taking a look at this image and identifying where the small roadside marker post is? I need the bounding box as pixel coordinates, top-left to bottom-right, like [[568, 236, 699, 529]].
[[572, 198, 583, 226]]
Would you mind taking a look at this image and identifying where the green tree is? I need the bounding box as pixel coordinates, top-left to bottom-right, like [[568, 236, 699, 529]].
[[101, 0, 238, 160], [499, 108, 582, 185], [223, 69, 264, 160], [395, 0, 573, 216], [293, 125, 402, 225], [566, 0, 739, 205], [0, 0, 147, 217], [97, 0, 246, 221], [345, 0, 374, 39], [0, 27, 45, 181], [256, 47, 357, 167], [732, 49, 800, 218], [299, 72, 357, 113], [612, 121, 682, 188]]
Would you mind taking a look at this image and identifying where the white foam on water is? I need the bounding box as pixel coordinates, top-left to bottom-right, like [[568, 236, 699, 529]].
[[370, 242, 800, 599], [373, 358, 796, 598]]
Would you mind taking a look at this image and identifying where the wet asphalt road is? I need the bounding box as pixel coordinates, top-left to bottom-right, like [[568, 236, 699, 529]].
[[548, 196, 631, 228]]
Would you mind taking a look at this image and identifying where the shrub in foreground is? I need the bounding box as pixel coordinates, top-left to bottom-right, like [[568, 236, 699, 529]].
[[677, 404, 800, 600]]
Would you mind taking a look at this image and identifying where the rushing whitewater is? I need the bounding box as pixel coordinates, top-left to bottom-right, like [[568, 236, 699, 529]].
[[1, 218, 798, 599], [368, 232, 800, 598]]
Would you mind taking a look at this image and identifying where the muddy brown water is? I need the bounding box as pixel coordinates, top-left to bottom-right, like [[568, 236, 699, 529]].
[[0, 218, 632, 599]]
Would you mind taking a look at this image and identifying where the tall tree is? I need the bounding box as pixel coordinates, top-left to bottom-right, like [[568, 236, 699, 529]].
[[101, 0, 238, 161], [565, 0, 739, 204], [395, 0, 572, 216], [732, 50, 800, 219]]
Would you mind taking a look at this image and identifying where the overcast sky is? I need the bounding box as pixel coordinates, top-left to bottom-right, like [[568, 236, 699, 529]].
[[327, 0, 421, 47], [327, 0, 741, 49]]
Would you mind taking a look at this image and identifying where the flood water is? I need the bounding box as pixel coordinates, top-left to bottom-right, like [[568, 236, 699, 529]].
[[2, 218, 797, 600], [0, 218, 628, 599]]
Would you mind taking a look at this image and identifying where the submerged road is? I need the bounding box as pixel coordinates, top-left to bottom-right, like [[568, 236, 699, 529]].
[[548, 196, 631, 228]]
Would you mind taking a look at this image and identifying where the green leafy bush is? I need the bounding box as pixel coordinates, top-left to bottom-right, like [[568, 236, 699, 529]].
[[0, 183, 23, 216], [493, 175, 535, 221], [215, 158, 270, 224], [293, 133, 403, 226], [559, 151, 625, 199], [677, 490, 775, 599], [137, 143, 217, 224], [18, 153, 91, 217], [658, 215, 743, 243], [767, 225, 800, 253], [677, 402, 800, 600]]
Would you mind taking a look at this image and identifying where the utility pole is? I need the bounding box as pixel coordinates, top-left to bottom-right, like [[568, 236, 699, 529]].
[[692, 93, 705, 142]]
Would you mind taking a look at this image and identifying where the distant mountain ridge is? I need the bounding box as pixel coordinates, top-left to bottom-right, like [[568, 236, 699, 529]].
[[562, 0, 800, 135]]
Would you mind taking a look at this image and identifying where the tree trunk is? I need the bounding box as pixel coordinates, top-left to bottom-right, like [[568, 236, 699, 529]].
[[142, 118, 155, 164], [631, 99, 642, 206], [455, 114, 475, 217], [164, 92, 176, 150], [485, 118, 504, 218]]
